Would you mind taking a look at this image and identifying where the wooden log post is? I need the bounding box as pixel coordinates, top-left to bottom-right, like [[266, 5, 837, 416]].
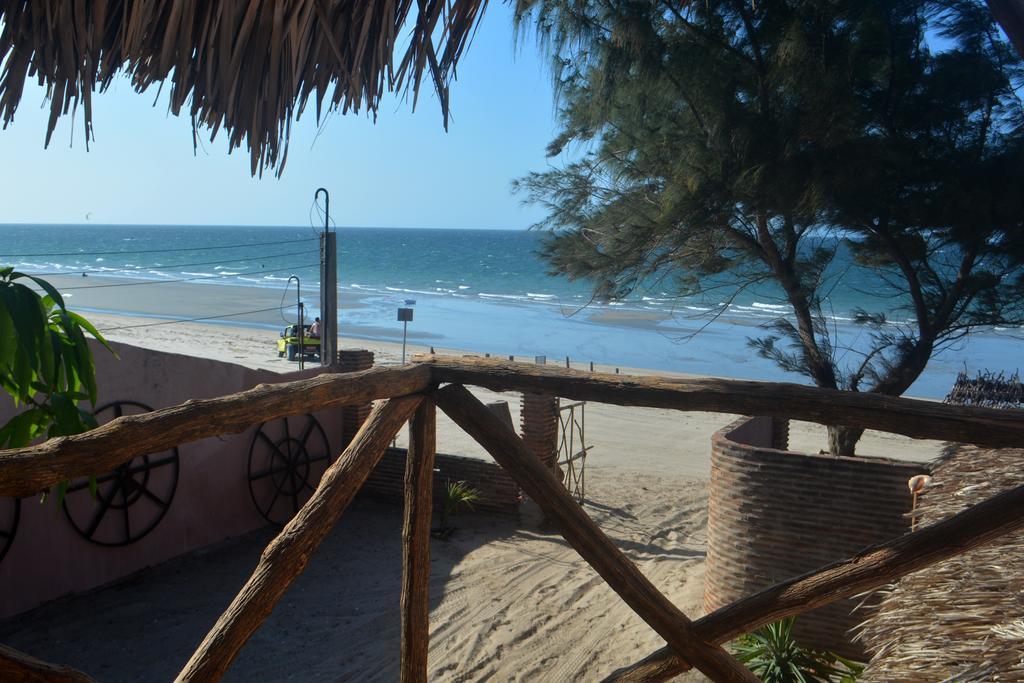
[[604, 482, 1024, 682], [0, 364, 431, 498], [434, 384, 758, 683], [0, 644, 96, 682], [176, 395, 423, 682], [400, 400, 436, 683]]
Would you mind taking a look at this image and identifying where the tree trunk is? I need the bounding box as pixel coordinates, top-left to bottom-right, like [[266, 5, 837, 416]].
[[827, 425, 864, 456]]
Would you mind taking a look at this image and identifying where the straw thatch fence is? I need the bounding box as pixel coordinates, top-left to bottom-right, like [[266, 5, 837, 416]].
[[855, 448, 1024, 680], [1, 355, 1024, 682]]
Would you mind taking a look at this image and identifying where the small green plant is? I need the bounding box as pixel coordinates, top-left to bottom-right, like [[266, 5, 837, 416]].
[[434, 479, 480, 539], [732, 617, 863, 683], [0, 268, 112, 497]]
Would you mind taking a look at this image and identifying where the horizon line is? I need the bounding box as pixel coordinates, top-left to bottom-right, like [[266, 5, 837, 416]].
[[0, 221, 534, 231]]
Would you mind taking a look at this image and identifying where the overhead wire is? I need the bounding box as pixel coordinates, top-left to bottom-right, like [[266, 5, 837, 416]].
[[280, 277, 294, 324], [96, 307, 284, 332], [0, 236, 318, 258], [16, 248, 318, 277], [11, 233, 324, 335], [312, 195, 338, 232], [54, 262, 320, 290]]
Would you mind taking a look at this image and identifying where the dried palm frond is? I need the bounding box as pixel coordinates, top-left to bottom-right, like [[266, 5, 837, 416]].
[[0, 0, 488, 176], [855, 444, 1024, 681]]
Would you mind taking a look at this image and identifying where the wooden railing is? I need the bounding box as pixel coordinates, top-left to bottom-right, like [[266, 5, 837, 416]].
[[2, 356, 1024, 682]]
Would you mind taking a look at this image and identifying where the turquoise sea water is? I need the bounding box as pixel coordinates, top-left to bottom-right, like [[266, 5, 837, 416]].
[[0, 223, 1019, 398]]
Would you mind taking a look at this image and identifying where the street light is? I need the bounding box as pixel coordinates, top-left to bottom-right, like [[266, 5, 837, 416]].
[[288, 275, 305, 370]]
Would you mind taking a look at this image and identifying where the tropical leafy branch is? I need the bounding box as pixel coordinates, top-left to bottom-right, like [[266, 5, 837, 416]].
[[0, 268, 113, 494]]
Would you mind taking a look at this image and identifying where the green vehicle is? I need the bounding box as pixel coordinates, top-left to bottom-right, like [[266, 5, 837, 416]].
[[277, 324, 320, 361]]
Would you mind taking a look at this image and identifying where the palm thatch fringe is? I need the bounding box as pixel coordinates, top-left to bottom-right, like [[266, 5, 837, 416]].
[[855, 444, 1024, 681], [0, 0, 488, 176]]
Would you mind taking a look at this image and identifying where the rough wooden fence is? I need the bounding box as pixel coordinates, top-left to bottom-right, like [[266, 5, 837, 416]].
[[1, 356, 1024, 681]]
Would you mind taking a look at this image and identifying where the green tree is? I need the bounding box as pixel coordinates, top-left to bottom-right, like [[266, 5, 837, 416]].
[[515, 0, 1024, 454], [0, 268, 111, 461]]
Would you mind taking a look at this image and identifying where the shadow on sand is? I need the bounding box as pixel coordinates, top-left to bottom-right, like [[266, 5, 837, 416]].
[[0, 494, 520, 682]]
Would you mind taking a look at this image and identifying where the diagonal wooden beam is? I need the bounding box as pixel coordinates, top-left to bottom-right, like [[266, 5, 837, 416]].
[[417, 355, 1024, 449], [604, 482, 1024, 682], [0, 643, 96, 682], [435, 384, 758, 683], [176, 394, 423, 682], [0, 363, 431, 498], [400, 399, 437, 683]]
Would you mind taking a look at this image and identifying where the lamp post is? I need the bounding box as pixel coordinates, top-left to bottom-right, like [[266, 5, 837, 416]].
[[397, 307, 413, 364], [315, 188, 338, 367], [289, 275, 304, 371]]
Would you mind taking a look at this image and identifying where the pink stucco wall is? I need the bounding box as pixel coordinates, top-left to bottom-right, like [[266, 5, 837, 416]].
[[0, 341, 345, 618]]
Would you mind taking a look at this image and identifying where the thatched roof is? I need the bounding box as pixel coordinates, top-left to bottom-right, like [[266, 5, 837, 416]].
[[945, 370, 1024, 410], [855, 444, 1024, 681], [0, 0, 487, 175]]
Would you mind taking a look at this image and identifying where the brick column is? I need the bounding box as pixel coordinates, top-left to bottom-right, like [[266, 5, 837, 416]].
[[338, 349, 374, 448], [770, 417, 790, 450], [520, 393, 561, 481]]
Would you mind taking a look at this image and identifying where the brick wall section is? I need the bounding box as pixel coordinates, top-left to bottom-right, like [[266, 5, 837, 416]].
[[337, 349, 375, 448], [771, 417, 790, 450], [705, 416, 928, 659], [520, 393, 560, 480], [363, 448, 522, 515]]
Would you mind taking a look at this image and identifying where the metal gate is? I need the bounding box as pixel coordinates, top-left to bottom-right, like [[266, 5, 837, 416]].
[[557, 400, 591, 503]]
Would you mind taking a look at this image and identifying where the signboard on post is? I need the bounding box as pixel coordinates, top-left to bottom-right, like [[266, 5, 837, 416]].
[[398, 307, 414, 364]]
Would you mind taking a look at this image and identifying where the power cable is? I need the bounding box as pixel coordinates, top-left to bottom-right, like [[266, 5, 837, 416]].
[[53, 262, 320, 290], [20, 248, 317, 277], [279, 277, 297, 324], [312, 196, 338, 232], [0, 236, 318, 258], [96, 307, 283, 332]]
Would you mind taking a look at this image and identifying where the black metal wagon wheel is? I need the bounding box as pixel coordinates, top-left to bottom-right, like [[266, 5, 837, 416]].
[[62, 401, 179, 547], [248, 414, 332, 525], [0, 497, 19, 564]]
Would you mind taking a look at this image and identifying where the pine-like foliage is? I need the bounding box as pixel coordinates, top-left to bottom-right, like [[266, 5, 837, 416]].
[[514, 0, 1024, 454]]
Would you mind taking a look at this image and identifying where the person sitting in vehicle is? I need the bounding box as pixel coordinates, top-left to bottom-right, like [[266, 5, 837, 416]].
[[308, 317, 321, 338]]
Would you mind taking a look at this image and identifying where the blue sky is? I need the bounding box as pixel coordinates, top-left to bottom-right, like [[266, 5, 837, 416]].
[[0, 5, 559, 229]]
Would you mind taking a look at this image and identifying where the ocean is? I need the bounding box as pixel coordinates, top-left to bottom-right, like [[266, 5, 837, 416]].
[[0, 223, 1017, 398]]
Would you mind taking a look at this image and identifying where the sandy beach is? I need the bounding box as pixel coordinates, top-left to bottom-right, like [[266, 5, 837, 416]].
[[0, 308, 942, 681]]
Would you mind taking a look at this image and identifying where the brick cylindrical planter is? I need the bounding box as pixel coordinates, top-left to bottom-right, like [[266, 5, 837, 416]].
[[704, 416, 928, 659], [520, 393, 561, 481], [337, 349, 374, 448]]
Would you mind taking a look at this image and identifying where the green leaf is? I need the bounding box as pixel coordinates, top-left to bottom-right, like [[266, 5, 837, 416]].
[[52, 480, 70, 507], [58, 312, 98, 405], [0, 284, 44, 371], [24, 275, 65, 310], [65, 310, 114, 356], [11, 345, 33, 403], [0, 408, 47, 448], [48, 393, 86, 437], [0, 302, 15, 370]]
